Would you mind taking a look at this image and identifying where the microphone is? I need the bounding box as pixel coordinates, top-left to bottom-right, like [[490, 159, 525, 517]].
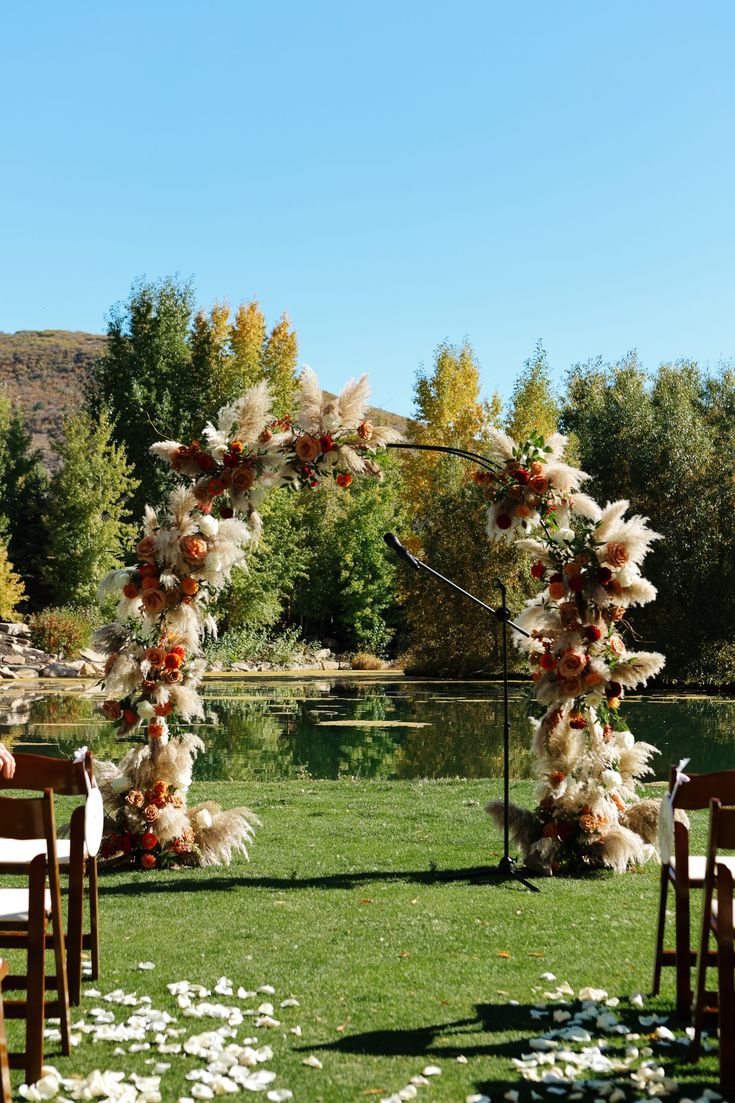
[[383, 532, 421, 570]]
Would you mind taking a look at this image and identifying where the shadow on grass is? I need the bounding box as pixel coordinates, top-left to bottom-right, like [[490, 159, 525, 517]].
[[98, 865, 543, 895], [301, 1000, 720, 1099]]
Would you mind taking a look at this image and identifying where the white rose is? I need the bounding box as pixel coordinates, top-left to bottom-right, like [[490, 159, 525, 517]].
[[204, 553, 223, 573], [556, 527, 575, 544], [615, 730, 635, 750], [617, 567, 635, 588], [601, 768, 622, 790], [195, 809, 213, 830], [136, 701, 156, 719], [199, 515, 219, 539], [110, 775, 133, 795]]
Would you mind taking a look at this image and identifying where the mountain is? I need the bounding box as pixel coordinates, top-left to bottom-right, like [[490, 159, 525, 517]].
[[0, 330, 407, 465]]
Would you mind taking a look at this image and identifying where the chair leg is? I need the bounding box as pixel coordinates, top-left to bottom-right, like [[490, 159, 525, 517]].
[[88, 857, 100, 981], [652, 867, 669, 995], [691, 909, 712, 1061], [26, 879, 46, 1084], [675, 883, 692, 1016], [66, 854, 85, 1007], [48, 870, 71, 1058], [718, 894, 735, 1090], [0, 965, 12, 1103]]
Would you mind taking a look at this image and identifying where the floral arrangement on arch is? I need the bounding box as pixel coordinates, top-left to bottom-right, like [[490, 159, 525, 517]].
[[93, 370, 402, 869], [482, 429, 665, 873]]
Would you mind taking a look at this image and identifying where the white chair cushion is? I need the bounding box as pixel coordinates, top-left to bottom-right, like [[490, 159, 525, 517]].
[[0, 887, 51, 922], [0, 838, 82, 866], [671, 854, 735, 883]]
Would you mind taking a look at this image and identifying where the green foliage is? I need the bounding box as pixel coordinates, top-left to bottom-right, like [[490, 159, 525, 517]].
[[505, 341, 559, 441], [204, 625, 317, 669], [88, 277, 197, 514], [43, 409, 139, 607], [562, 355, 735, 681], [0, 538, 25, 621], [0, 391, 50, 609], [293, 456, 406, 654], [29, 605, 92, 657]]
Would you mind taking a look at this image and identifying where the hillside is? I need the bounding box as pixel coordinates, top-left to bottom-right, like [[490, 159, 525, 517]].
[[0, 330, 407, 465]]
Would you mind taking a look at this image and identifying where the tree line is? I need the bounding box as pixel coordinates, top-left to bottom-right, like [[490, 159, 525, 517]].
[[1, 277, 733, 684]]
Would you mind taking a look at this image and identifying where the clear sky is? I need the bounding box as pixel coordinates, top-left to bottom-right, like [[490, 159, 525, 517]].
[[2, 1, 734, 415]]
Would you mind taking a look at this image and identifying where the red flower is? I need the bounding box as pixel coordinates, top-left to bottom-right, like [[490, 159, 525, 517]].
[[219, 506, 234, 519], [568, 574, 585, 592], [606, 680, 622, 699], [170, 645, 186, 659], [584, 624, 602, 642], [208, 478, 226, 497], [336, 473, 353, 488], [140, 852, 157, 870], [320, 434, 334, 453], [140, 831, 158, 851], [222, 452, 240, 468], [539, 652, 556, 671], [196, 452, 216, 472], [496, 513, 512, 530], [530, 560, 545, 580], [514, 467, 530, 484], [123, 709, 138, 726], [596, 566, 612, 584]]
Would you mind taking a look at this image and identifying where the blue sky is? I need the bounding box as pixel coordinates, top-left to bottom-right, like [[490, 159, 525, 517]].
[[2, 1, 734, 415]]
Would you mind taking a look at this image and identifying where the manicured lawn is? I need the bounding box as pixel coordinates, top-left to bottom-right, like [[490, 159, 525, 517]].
[[6, 779, 722, 1100]]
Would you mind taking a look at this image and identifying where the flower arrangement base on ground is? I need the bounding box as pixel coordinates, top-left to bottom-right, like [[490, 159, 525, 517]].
[[96, 733, 259, 870]]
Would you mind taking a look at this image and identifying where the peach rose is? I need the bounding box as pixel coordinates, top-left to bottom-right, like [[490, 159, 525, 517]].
[[606, 541, 629, 568], [295, 435, 320, 462], [181, 577, 199, 596], [169, 792, 184, 809], [141, 589, 166, 615], [584, 671, 603, 687], [579, 813, 597, 834], [258, 429, 273, 444], [562, 676, 584, 698], [179, 534, 208, 563], [126, 789, 145, 808], [548, 581, 566, 600], [558, 649, 586, 678], [102, 699, 122, 720], [530, 461, 544, 476], [145, 646, 166, 667], [530, 475, 549, 494], [164, 669, 183, 684], [231, 465, 256, 493], [357, 420, 374, 441], [136, 536, 158, 562], [608, 635, 625, 657], [143, 804, 159, 823]]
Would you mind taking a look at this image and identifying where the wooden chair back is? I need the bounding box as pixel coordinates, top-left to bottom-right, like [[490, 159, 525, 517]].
[[0, 751, 92, 797], [669, 766, 735, 810]]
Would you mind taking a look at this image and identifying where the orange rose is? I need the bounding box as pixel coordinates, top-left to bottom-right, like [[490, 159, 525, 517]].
[[141, 589, 167, 615], [181, 577, 199, 596], [145, 646, 166, 667], [295, 435, 320, 462], [141, 575, 160, 590], [514, 503, 531, 518], [584, 671, 603, 687], [563, 561, 581, 577], [169, 792, 184, 809], [530, 475, 549, 494], [530, 461, 544, 476], [357, 420, 374, 441], [140, 852, 157, 870], [336, 473, 353, 488], [179, 534, 208, 564], [136, 536, 158, 562], [606, 541, 629, 568], [229, 440, 244, 453], [122, 582, 140, 599], [258, 429, 273, 444], [147, 720, 165, 740], [549, 770, 565, 788], [102, 699, 122, 720], [164, 652, 183, 671], [231, 465, 256, 493], [548, 581, 566, 601], [155, 701, 172, 717], [208, 477, 226, 497]]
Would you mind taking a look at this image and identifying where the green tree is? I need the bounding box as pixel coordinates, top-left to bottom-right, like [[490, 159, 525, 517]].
[[0, 393, 50, 609], [43, 409, 140, 607], [505, 341, 559, 442], [88, 277, 197, 514]]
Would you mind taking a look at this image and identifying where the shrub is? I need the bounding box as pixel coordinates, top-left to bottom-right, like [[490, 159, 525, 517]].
[[204, 626, 319, 670], [29, 606, 93, 658], [350, 652, 387, 671]]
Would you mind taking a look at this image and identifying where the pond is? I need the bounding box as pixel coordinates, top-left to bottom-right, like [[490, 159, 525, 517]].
[[3, 674, 735, 782]]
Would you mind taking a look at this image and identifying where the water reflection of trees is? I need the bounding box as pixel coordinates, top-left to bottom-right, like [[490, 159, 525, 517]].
[[625, 698, 735, 779]]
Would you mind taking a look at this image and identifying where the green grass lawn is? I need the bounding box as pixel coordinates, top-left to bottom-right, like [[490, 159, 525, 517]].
[[6, 779, 724, 1101]]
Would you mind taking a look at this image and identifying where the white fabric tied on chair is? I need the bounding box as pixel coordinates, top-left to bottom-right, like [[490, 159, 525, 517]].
[[74, 747, 103, 858], [658, 757, 690, 864]]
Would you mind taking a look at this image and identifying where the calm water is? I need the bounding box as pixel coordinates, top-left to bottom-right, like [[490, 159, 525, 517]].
[[3, 675, 735, 782]]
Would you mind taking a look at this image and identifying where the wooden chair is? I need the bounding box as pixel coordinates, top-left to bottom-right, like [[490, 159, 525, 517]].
[[0, 752, 101, 1006], [691, 799, 735, 1091], [0, 789, 70, 1084], [0, 960, 11, 1103], [652, 766, 735, 1016]]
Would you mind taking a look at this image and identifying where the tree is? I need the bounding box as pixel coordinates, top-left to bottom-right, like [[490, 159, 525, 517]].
[[0, 539, 26, 621], [43, 409, 140, 607], [88, 277, 197, 514], [0, 392, 50, 609], [505, 341, 559, 442]]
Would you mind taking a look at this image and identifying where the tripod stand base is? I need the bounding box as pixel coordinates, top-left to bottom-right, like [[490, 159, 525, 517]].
[[479, 855, 541, 893]]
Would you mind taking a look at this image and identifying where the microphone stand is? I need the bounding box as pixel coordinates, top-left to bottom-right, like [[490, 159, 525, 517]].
[[383, 533, 539, 892]]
